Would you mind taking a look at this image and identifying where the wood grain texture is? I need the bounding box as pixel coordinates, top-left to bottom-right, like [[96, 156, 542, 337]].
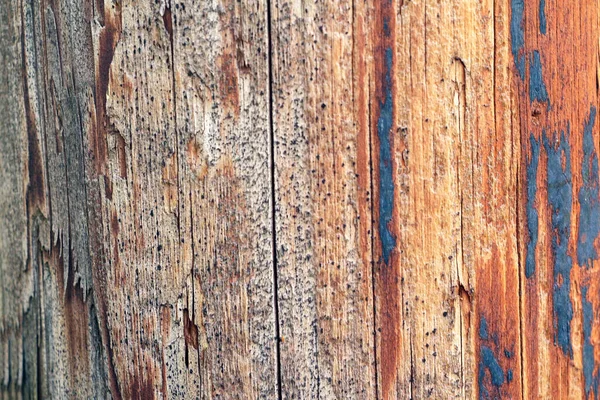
[[3, 0, 600, 399], [1, 0, 276, 398], [516, 1, 600, 399], [270, 0, 377, 398], [368, 0, 522, 398]]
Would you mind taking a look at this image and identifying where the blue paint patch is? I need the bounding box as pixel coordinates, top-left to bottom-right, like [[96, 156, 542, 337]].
[[377, 47, 396, 266], [582, 286, 598, 397], [478, 315, 506, 399], [510, 0, 525, 79], [539, 0, 547, 34], [526, 133, 541, 278], [479, 346, 505, 399], [504, 349, 512, 359], [480, 316, 489, 340], [578, 106, 599, 268], [507, 369, 513, 383], [529, 51, 550, 108], [383, 17, 391, 37], [543, 129, 574, 357], [481, 347, 505, 386]]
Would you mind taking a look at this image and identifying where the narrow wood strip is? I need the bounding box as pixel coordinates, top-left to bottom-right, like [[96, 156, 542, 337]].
[[270, 0, 377, 397]]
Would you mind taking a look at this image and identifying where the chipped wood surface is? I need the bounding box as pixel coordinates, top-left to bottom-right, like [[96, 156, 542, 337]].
[[2, 0, 600, 399], [1, 0, 275, 398]]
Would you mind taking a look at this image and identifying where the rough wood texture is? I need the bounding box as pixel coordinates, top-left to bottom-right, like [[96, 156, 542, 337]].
[[3, 0, 600, 399], [517, 1, 600, 398], [1, 0, 276, 398], [270, 0, 377, 398]]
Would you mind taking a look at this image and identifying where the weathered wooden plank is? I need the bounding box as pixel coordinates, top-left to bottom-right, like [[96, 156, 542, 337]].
[[370, 0, 522, 398], [270, 0, 377, 397], [470, 0, 523, 396], [93, 0, 277, 397], [6, 0, 600, 398], [1, 0, 277, 398], [1, 0, 111, 398], [0, 0, 32, 397], [92, 1, 188, 397], [171, 0, 277, 397], [515, 0, 600, 398]]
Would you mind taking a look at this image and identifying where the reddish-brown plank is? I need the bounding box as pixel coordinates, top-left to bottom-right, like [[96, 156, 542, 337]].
[[516, 0, 600, 398]]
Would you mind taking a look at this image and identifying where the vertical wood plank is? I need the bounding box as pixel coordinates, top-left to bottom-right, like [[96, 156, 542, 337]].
[[371, 0, 522, 398], [94, 0, 277, 397], [0, 0, 34, 397], [1, 0, 113, 397], [516, 0, 600, 398], [93, 1, 188, 397], [1, 0, 277, 398], [171, 0, 277, 397], [472, 0, 523, 396], [270, 0, 377, 397]]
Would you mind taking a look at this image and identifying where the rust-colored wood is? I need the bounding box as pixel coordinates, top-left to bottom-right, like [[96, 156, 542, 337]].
[[517, 1, 600, 398]]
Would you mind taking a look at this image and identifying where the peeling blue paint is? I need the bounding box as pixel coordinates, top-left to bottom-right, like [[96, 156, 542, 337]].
[[481, 347, 505, 386], [529, 51, 550, 108], [507, 369, 513, 383], [539, 0, 547, 34], [543, 129, 573, 357], [526, 133, 541, 278], [383, 17, 391, 37], [582, 286, 598, 397], [578, 106, 599, 268], [480, 316, 489, 340], [510, 0, 525, 79], [479, 346, 505, 399], [377, 47, 396, 266], [478, 316, 506, 399]]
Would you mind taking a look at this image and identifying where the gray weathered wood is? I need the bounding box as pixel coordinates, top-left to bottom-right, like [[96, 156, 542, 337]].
[[0, 0, 276, 398], [270, 0, 377, 398]]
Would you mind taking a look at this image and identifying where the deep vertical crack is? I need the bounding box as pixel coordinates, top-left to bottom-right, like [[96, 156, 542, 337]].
[[367, 73, 380, 400], [516, 136, 526, 400], [163, 1, 181, 245], [265, 0, 282, 398]]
